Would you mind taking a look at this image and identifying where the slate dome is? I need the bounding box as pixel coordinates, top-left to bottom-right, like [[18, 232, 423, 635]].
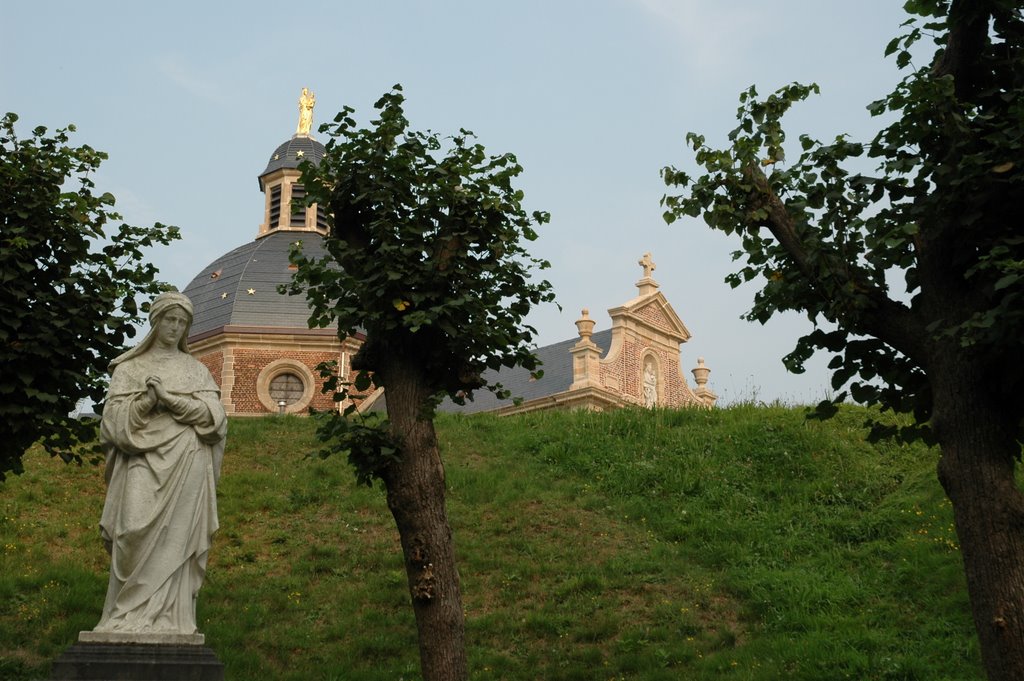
[[175, 91, 364, 417], [183, 124, 334, 342], [259, 136, 327, 187], [182, 231, 329, 340]]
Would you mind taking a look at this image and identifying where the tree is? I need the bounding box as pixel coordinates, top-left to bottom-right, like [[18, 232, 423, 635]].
[[285, 86, 555, 681], [661, 2, 1024, 678], [0, 113, 178, 482]]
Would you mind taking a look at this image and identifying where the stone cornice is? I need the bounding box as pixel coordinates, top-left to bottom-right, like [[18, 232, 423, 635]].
[[189, 324, 362, 345], [489, 385, 628, 416], [607, 291, 691, 344]]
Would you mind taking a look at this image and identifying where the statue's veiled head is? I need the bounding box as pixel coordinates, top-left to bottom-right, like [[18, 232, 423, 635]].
[[148, 291, 194, 353]]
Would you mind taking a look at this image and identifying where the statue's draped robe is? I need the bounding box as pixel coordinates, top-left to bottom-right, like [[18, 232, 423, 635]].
[[95, 352, 226, 635]]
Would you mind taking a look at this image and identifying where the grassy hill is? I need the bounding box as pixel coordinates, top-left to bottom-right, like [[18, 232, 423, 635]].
[[0, 405, 982, 680]]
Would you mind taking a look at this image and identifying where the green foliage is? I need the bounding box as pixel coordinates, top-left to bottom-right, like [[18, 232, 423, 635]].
[[0, 408, 983, 680], [283, 85, 554, 471], [0, 113, 179, 480], [311, 410, 399, 488], [661, 4, 1024, 441]]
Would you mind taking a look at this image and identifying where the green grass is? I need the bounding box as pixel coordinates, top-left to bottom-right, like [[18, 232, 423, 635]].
[[0, 405, 982, 680]]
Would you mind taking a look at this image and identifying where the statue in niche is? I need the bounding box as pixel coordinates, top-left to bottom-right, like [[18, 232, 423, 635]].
[[296, 87, 316, 136], [643, 358, 658, 408], [90, 291, 227, 638]]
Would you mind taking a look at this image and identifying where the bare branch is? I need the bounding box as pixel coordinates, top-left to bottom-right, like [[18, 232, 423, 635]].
[[743, 163, 928, 365]]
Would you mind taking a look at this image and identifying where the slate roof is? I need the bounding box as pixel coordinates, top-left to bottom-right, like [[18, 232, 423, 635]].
[[259, 136, 327, 188], [368, 328, 613, 415], [182, 231, 332, 339], [443, 328, 612, 413]]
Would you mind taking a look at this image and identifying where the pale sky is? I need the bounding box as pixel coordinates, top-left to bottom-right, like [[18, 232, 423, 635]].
[[1, 1, 918, 405]]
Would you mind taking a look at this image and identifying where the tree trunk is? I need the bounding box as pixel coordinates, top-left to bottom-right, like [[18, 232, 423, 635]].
[[933, 355, 1024, 681], [381, 355, 467, 681]]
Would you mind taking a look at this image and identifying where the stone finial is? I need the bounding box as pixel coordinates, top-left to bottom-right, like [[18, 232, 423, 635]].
[[692, 357, 710, 387], [571, 308, 603, 390], [575, 308, 595, 340], [691, 357, 717, 407]]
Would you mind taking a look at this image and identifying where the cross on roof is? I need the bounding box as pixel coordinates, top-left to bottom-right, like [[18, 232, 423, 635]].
[[638, 252, 656, 279]]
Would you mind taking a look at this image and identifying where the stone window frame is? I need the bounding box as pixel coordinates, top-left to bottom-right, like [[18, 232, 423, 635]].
[[256, 358, 316, 414]]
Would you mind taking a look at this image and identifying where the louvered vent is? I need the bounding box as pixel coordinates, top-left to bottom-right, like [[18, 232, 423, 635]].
[[290, 184, 306, 228], [269, 185, 282, 229]]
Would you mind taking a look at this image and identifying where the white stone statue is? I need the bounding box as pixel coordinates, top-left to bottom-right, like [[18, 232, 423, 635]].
[[643, 360, 658, 407], [87, 291, 227, 642]]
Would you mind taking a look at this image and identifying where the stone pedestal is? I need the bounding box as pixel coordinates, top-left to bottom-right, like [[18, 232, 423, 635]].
[[51, 640, 224, 680]]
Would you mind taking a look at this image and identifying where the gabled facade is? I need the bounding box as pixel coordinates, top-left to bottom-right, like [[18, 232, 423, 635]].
[[364, 251, 716, 413], [569, 263, 714, 411], [408, 253, 715, 416]]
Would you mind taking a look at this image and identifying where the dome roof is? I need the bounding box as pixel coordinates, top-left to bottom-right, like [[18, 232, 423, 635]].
[[258, 135, 327, 187], [183, 231, 333, 340]]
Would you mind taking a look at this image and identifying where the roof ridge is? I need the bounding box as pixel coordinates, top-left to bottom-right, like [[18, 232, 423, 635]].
[[232, 234, 271, 299]]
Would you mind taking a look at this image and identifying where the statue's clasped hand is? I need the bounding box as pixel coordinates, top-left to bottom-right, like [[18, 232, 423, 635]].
[[145, 376, 172, 411]]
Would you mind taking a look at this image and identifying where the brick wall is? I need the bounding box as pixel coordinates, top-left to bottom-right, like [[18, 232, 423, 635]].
[[599, 334, 698, 408], [196, 351, 223, 386], [635, 302, 672, 332], [653, 346, 696, 408], [599, 338, 639, 400], [308, 360, 341, 412], [231, 348, 340, 414]]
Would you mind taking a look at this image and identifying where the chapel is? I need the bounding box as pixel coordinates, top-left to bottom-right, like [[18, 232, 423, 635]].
[[182, 90, 358, 415], [182, 91, 716, 415]]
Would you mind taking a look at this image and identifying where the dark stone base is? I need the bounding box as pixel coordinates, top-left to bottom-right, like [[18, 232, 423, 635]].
[[51, 642, 224, 680]]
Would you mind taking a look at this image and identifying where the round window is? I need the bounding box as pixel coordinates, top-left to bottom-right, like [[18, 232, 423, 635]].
[[269, 372, 305, 406]]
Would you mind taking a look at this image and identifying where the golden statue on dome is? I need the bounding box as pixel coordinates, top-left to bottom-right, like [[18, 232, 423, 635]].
[[296, 87, 316, 137]]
